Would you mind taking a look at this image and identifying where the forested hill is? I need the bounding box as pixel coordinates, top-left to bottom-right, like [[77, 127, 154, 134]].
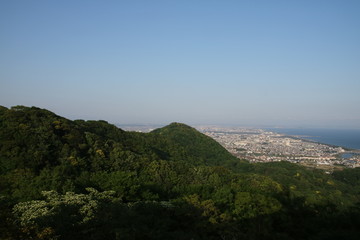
[[149, 122, 240, 166], [1, 105, 360, 240], [0, 106, 239, 172]]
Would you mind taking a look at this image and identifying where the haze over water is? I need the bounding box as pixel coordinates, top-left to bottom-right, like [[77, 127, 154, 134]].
[[268, 128, 360, 150]]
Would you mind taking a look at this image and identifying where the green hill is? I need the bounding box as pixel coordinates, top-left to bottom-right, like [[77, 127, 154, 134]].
[[149, 122, 240, 166], [1, 105, 360, 240]]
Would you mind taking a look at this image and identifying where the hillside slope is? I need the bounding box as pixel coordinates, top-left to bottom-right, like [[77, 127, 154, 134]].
[[1, 105, 360, 240], [149, 122, 241, 166]]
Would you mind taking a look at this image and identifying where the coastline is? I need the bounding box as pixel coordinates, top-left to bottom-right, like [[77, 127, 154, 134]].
[[291, 134, 360, 158], [266, 128, 360, 151]]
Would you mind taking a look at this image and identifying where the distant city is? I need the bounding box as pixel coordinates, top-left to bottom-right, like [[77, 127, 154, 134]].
[[119, 124, 360, 170]]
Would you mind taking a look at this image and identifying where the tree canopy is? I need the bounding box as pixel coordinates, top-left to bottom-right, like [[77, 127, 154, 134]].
[[1, 105, 359, 239]]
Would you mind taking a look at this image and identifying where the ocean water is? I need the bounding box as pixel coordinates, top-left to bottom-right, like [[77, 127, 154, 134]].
[[266, 128, 360, 150]]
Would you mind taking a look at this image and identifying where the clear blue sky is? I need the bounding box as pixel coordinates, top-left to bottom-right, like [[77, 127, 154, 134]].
[[1, 0, 360, 128]]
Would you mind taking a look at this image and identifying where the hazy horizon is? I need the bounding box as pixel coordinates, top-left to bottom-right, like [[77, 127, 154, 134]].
[[1, 1, 360, 129]]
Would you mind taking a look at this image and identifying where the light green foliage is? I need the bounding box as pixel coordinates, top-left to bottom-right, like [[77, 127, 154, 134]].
[[184, 194, 222, 224], [13, 188, 116, 228], [13, 200, 52, 226], [232, 192, 282, 219]]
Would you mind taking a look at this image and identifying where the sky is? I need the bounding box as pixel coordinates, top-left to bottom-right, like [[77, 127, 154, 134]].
[[1, 0, 360, 128]]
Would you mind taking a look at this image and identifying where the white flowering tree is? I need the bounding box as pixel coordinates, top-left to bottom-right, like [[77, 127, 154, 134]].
[[13, 188, 117, 239]]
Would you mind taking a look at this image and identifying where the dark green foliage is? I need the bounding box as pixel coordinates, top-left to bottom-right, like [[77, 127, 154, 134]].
[[149, 122, 240, 166], [333, 167, 360, 186], [1, 105, 360, 239]]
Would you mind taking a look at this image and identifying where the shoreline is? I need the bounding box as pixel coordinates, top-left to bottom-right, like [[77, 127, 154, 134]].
[[276, 133, 360, 157], [268, 129, 360, 152]]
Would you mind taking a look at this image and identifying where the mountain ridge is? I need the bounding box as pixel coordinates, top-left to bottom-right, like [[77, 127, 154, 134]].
[[1, 105, 360, 240]]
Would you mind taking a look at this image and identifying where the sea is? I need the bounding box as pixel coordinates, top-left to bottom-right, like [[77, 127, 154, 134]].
[[266, 128, 360, 151]]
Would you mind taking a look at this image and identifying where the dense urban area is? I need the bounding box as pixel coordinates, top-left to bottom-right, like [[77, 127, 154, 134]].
[[197, 126, 360, 169]]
